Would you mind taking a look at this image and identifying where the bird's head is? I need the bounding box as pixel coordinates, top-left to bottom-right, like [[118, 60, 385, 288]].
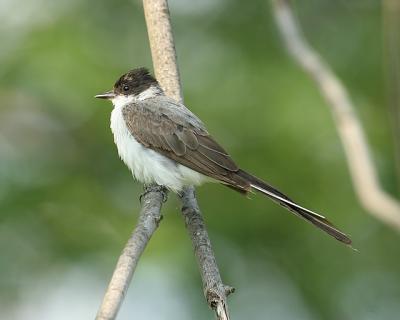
[[95, 68, 162, 105]]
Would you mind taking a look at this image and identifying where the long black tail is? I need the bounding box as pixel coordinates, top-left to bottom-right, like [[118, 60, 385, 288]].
[[236, 170, 352, 245]]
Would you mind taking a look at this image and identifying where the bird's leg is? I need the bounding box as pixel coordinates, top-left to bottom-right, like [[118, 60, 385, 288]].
[[140, 184, 168, 204]]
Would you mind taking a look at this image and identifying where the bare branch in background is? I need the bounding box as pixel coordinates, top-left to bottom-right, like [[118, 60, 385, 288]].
[[271, 0, 400, 230], [143, 1, 233, 319], [96, 185, 167, 320]]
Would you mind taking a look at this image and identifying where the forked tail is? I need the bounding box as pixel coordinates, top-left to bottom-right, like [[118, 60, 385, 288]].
[[236, 170, 352, 245]]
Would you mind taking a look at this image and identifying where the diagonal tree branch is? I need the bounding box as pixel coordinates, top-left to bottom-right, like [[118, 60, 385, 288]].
[[143, 1, 233, 319], [143, 0, 182, 103], [96, 185, 167, 320], [180, 186, 234, 320], [271, 0, 400, 230], [97, 1, 233, 319]]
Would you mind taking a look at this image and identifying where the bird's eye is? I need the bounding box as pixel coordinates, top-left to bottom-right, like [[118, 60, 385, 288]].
[[123, 85, 129, 91]]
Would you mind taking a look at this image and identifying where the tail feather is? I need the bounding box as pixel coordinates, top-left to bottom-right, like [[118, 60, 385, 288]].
[[236, 170, 352, 245]]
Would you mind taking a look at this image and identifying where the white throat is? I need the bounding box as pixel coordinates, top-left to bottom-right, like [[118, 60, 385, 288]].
[[111, 86, 162, 109]]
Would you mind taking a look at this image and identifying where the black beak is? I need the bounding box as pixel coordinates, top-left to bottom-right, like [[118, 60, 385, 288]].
[[95, 90, 116, 100]]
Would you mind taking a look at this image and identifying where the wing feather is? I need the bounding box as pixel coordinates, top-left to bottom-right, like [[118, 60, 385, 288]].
[[121, 98, 244, 187]]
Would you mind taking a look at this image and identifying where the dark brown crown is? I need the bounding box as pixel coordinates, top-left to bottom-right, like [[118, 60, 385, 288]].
[[114, 68, 159, 96]]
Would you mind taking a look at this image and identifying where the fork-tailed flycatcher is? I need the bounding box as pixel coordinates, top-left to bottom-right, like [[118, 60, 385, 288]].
[[95, 67, 351, 245]]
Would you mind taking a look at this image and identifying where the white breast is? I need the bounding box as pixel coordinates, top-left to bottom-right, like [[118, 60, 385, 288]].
[[110, 96, 205, 192]]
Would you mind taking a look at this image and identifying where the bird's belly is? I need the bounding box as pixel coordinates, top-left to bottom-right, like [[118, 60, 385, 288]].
[[110, 108, 205, 192]]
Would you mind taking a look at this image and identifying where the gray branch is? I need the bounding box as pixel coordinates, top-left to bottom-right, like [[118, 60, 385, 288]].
[[272, 0, 400, 230], [143, 1, 233, 319], [143, 0, 182, 103], [96, 185, 167, 320], [181, 186, 234, 320], [96, 1, 232, 319]]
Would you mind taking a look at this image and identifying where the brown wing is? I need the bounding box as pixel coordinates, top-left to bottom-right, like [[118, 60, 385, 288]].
[[121, 100, 352, 245], [122, 101, 249, 190]]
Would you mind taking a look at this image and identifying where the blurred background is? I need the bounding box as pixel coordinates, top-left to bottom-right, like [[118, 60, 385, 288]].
[[1, 0, 399, 319]]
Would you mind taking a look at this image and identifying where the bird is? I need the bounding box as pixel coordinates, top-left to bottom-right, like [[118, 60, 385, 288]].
[[95, 67, 352, 246]]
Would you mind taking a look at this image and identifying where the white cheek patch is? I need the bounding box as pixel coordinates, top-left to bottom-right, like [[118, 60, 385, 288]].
[[111, 95, 136, 109], [111, 86, 162, 108], [135, 86, 161, 100]]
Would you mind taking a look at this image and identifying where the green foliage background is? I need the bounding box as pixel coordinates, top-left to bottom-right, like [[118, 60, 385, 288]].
[[1, 0, 399, 319]]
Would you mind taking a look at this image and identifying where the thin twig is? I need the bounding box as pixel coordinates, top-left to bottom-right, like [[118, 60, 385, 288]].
[[143, 1, 233, 318], [96, 1, 232, 318], [272, 0, 400, 230], [181, 186, 235, 320], [96, 185, 167, 320]]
